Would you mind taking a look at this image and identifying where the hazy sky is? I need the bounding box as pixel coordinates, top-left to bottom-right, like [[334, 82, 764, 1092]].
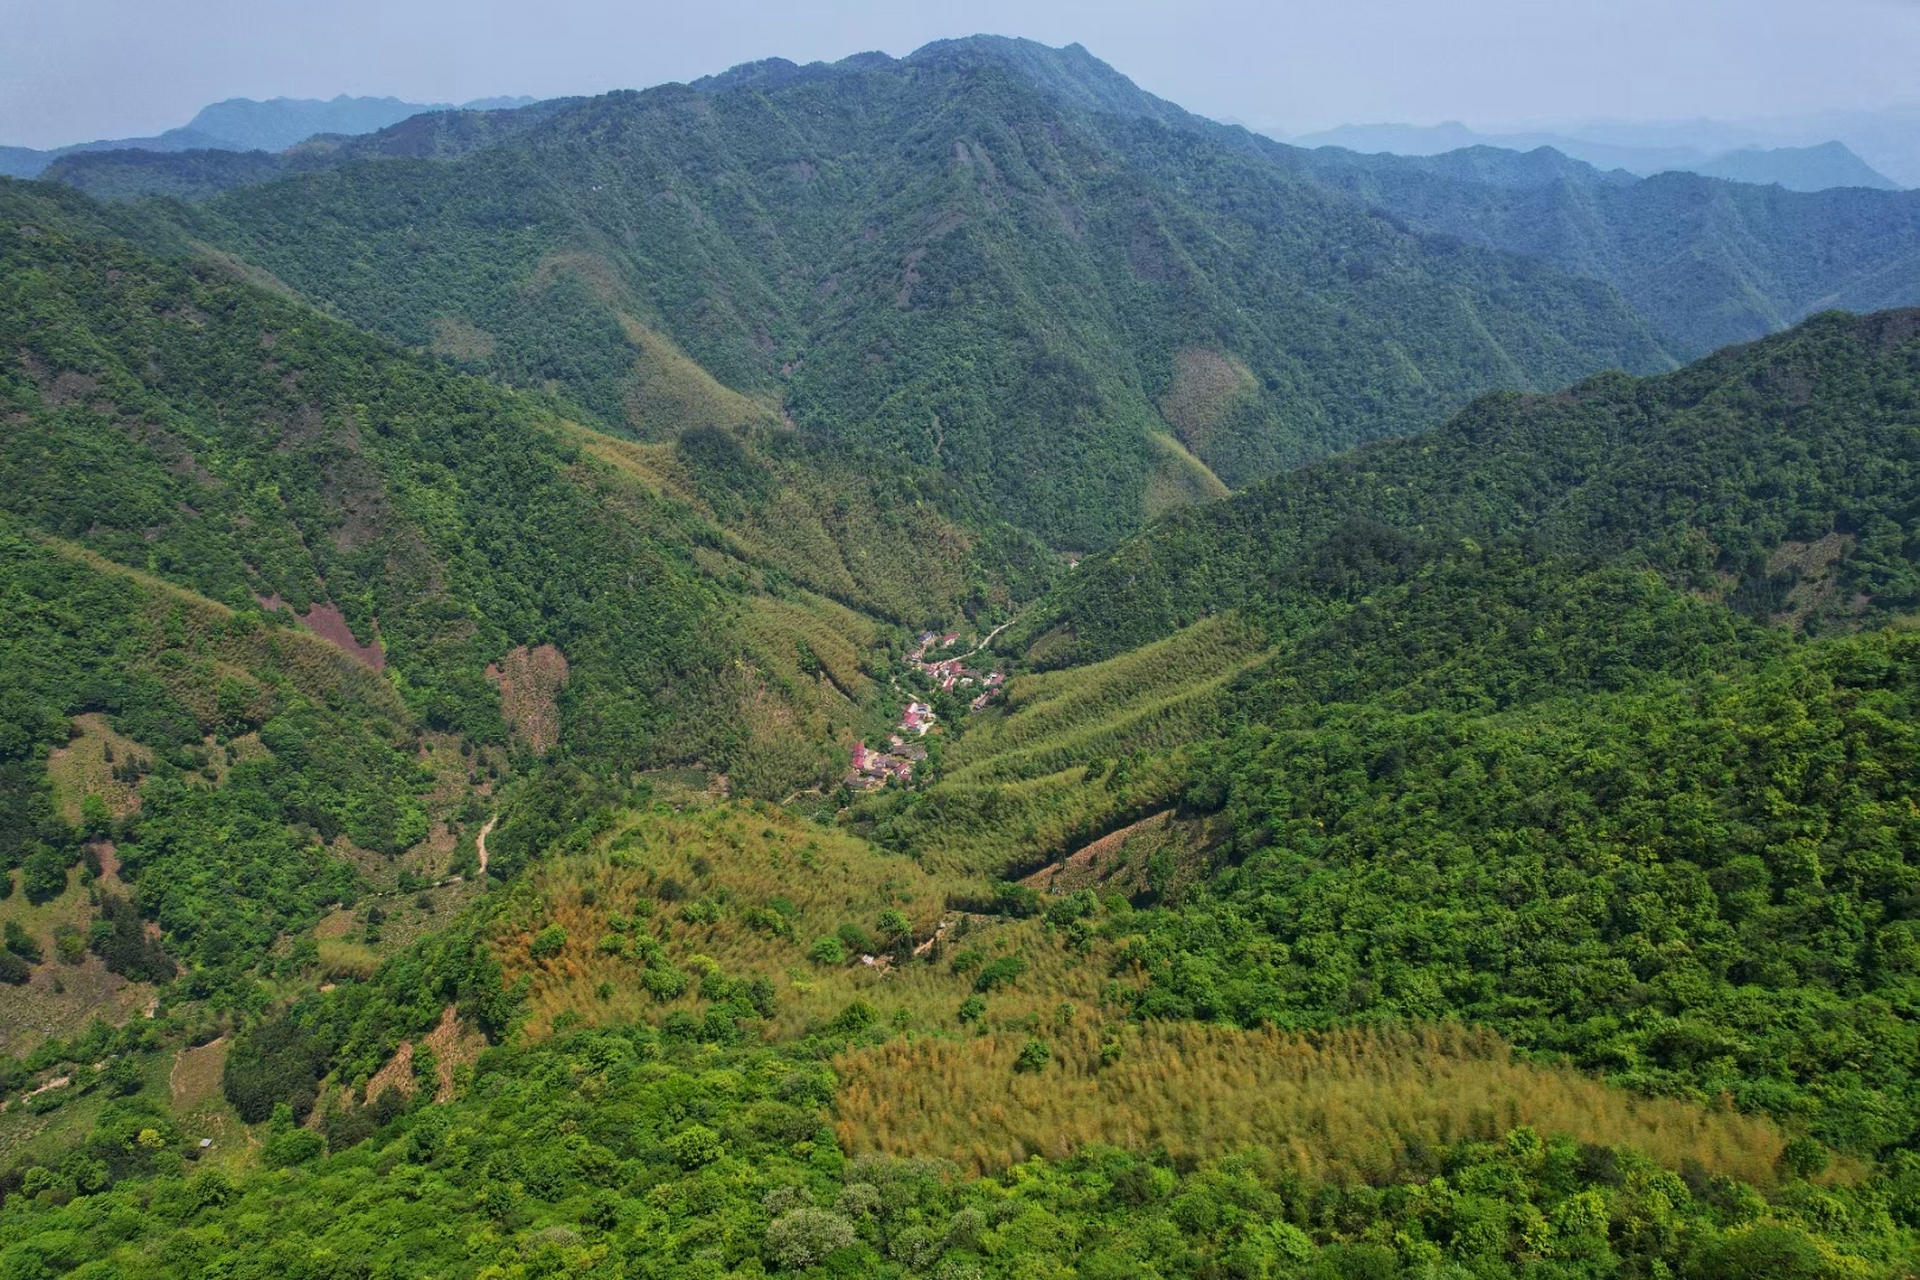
[[5, 0, 1920, 149]]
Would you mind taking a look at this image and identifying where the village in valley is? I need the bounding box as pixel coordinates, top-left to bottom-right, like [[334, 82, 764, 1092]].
[[844, 628, 1007, 792]]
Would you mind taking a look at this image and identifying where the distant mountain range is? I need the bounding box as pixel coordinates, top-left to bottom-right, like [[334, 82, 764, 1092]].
[[1273, 143, 1920, 360], [9, 40, 1920, 1275], [1285, 122, 1903, 192], [49, 39, 1683, 547], [0, 94, 536, 178], [27, 39, 1920, 547]]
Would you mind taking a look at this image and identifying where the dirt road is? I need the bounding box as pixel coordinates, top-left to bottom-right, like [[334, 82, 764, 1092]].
[[476, 815, 497, 876]]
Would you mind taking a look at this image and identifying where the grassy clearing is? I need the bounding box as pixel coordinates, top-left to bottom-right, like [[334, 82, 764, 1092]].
[[307, 872, 480, 983], [44, 713, 146, 823], [165, 1036, 254, 1164], [835, 1021, 1791, 1187], [1144, 431, 1230, 519], [0, 862, 156, 1058], [491, 803, 1132, 1041]]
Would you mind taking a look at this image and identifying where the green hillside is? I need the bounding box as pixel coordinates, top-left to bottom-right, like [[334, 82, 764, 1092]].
[[1287, 143, 1920, 359], [0, 176, 1028, 1061], [1029, 308, 1920, 664], [872, 307, 1920, 1161], [0, 180, 1031, 782], [9, 41, 1920, 1280], [79, 39, 1668, 546]]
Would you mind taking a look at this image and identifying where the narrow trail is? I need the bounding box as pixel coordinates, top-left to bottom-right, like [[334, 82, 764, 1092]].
[[959, 620, 1013, 661], [476, 815, 497, 877]]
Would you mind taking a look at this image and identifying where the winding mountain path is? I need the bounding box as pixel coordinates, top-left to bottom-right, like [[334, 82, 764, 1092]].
[[959, 621, 1013, 660], [476, 815, 497, 877]]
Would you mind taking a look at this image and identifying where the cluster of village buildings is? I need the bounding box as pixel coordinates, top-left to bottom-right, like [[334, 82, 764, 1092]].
[[912, 631, 1008, 710], [844, 630, 1007, 792]]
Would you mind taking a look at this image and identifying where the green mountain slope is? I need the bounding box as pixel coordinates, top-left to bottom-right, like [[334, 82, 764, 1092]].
[[0, 173, 1048, 1026], [2, 183, 729, 762], [10, 49, 1920, 1277], [0, 524, 447, 1008], [1030, 308, 1920, 664], [859, 308, 1920, 1157], [1287, 143, 1920, 359], [82, 39, 1667, 546], [0, 177, 1026, 770]]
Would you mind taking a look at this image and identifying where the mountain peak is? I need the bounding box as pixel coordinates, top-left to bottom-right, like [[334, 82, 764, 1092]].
[[903, 35, 1185, 124], [1691, 140, 1902, 191], [686, 37, 1186, 128]]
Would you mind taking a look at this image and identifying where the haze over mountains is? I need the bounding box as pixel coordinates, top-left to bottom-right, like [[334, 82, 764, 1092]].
[[26, 38, 1920, 549], [1286, 122, 1905, 192], [0, 94, 536, 180], [5, 31, 1920, 1279]]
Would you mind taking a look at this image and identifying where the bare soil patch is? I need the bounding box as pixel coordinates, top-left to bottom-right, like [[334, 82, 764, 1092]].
[[363, 1006, 482, 1106], [170, 1037, 229, 1111], [487, 644, 569, 753], [257, 593, 386, 669]]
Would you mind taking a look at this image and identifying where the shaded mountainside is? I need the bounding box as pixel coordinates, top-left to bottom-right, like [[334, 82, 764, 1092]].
[[849, 307, 1920, 1161], [1028, 307, 1920, 664], [1694, 141, 1902, 192], [65, 38, 1670, 546], [1, 94, 543, 181], [1284, 122, 1903, 192], [1285, 143, 1920, 359], [0, 179, 1029, 812], [11, 44, 1920, 1280], [39, 97, 582, 202]]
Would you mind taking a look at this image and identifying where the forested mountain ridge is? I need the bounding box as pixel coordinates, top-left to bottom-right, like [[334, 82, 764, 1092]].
[[858, 303, 1920, 1164], [1027, 306, 1920, 664], [40, 40, 1920, 550], [1282, 143, 1920, 359], [0, 176, 1033, 830], [60, 38, 1671, 546], [9, 38, 1920, 1278]]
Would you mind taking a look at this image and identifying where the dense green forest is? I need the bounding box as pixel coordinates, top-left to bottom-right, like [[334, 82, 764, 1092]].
[[7, 42, 1920, 1279], [1281, 143, 1920, 360], [1027, 307, 1920, 664], [32, 41, 1920, 549], [68, 38, 1668, 546], [12, 1023, 1918, 1278]]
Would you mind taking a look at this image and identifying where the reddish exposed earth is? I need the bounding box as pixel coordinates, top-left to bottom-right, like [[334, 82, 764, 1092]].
[[256, 594, 386, 670]]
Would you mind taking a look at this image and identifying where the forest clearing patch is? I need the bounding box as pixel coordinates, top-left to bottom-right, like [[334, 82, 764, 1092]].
[[487, 644, 570, 754], [836, 1022, 1788, 1186]]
